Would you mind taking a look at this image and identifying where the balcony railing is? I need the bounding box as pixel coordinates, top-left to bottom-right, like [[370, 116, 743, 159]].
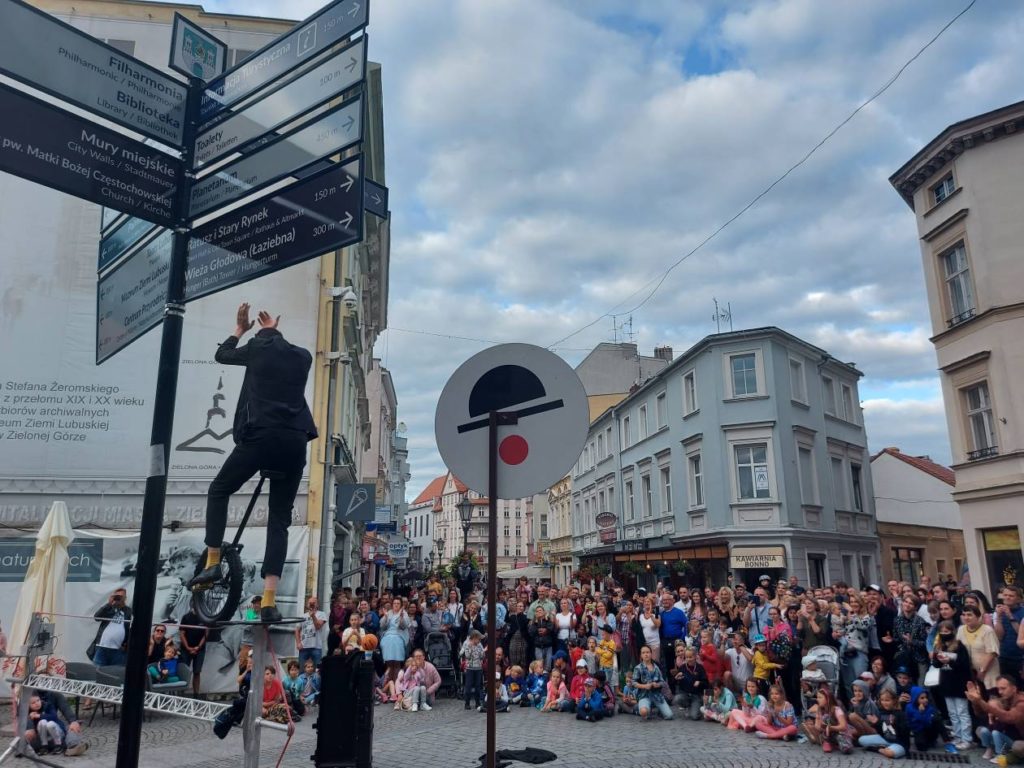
[[947, 307, 976, 328], [967, 445, 998, 461]]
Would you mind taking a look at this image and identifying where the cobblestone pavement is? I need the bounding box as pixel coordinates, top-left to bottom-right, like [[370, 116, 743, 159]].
[[39, 699, 982, 768]]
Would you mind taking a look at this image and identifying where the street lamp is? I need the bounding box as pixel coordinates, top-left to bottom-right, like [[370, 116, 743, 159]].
[[435, 536, 445, 569], [457, 495, 473, 555]]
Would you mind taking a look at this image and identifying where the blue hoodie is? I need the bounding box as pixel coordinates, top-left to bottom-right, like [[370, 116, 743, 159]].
[[904, 686, 939, 733]]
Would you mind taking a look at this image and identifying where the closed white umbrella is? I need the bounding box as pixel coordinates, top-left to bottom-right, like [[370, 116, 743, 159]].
[[2, 500, 73, 679]]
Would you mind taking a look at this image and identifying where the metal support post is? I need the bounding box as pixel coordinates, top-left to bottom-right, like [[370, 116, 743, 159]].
[[242, 627, 268, 768], [115, 76, 201, 768]]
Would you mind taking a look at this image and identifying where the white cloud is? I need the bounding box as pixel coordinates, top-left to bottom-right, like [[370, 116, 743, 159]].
[[195, 0, 1018, 496]]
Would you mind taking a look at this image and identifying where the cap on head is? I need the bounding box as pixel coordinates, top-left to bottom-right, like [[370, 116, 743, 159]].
[[576, 659, 587, 667], [752, 633, 766, 644], [584, 677, 596, 686], [759, 574, 771, 582]]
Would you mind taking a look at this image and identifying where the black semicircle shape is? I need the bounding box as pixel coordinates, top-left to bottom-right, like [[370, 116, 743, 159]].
[[468, 365, 547, 417]]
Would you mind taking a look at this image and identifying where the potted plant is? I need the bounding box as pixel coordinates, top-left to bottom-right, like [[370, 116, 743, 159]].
[[621, 561, 645, 576], [672, 559, 692, 576]]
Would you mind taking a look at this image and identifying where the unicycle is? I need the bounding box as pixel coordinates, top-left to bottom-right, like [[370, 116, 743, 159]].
[[189, 470, 280, 624]]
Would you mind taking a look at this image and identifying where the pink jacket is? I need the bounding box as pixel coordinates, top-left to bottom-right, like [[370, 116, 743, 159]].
[[421, 662, 442, 696]]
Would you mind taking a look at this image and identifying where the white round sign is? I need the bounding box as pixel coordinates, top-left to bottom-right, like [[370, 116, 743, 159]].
[[434, 343, 589, 499]]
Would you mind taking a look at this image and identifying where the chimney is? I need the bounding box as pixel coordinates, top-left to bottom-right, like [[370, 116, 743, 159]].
[[654, 345, 673, 361]]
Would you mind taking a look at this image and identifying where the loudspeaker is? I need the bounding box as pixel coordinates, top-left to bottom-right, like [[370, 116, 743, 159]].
[[313, 652, 374, 768]]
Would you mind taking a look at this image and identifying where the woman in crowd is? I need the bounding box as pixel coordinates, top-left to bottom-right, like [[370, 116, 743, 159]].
[[554, 598, 577, 655], [633, 645, 673, 720], [506, 600, 531, 669], [462, 601, 484, 644], [797, 597, 830, 652], [837, 593, 875, 695], [637, 598, 661, 670], [617, 600, 638, 676], [379, 598, 411, 679], [716, 587, 743, 632], [957, 604, 1000, 693], [529, 606, 555, 671], [929, 619, 974, 750]]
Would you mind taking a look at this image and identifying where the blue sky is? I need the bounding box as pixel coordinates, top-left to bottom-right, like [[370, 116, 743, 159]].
[[205, 0, 1022, 498]]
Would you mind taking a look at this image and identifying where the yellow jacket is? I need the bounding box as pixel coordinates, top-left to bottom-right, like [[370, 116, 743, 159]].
[[596, 639, 616, 669], [752, 649, 781, 680]]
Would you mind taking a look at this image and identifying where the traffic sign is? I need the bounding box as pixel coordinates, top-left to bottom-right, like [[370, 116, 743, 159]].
[[336, 483, 375, 523], [364, 177, 388, 219], [169, 13, 227, 82], [96, 230, 173, 363], [98, 216, 160, 273], [434, 344, 589, 499], [0, 83, 181, 227], [199, 0, 368, 123], [185, 157, 363, 302], [188, 95, 362, 219], [0, 0, 188, 146], [194, 36, 366, 168]]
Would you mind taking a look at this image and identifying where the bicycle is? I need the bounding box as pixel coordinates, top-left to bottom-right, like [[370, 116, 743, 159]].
[[189, 469, 282, 624]]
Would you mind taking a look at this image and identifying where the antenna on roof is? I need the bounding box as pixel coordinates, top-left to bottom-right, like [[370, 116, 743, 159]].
[[713, 298, 733, 334], [611, 315, 636, 345]]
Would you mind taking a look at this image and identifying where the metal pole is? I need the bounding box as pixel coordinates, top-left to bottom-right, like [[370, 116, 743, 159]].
[[115, 76, 200, 768], [486, 411, 498, 768], [485, 410, 517, 768]]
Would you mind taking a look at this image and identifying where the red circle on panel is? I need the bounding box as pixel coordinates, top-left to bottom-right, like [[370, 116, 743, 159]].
[[498, 435, 529, 465]]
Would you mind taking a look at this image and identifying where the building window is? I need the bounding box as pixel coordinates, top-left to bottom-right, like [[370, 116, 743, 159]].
[[607, 487, 615, 516], [504, 547, 510, 557], [656, 392, 667, 429], [730, 353, 758, 396], [683, 371, 698, 414], [964, 382, 997, 460], [638, 405, 648, 440], [659, 466, 672, 514], [735, 444, 769, 499], [932, 173, 955, 205], [798, 446, 817, 505], [808, 553, 828, 589], [625, 480, 635, 521], [790, 358, 806, 403], [831, 456, 847, 510], [605, 426, 613, 452], [598, 490, 606, 514], [841, 383, 856, 423], [597, 432, 604, 460], [641, 473, 653, 518], [621, 416, 631, 448], [503, 525, 510, 537], [859, 554, 873, 586], [850, 463, 863, 512], [105, 38, 136, 56], [892, 547, 924, 584], [688, 454, 704, 508], [228, 48, 255, 67], [941, 242, 975, 326], [515, 526, 521, 537], [822, 376, 836, 415]]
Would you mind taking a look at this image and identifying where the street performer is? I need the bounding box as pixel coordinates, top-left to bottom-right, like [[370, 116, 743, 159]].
[[189, 303, 317, 623]]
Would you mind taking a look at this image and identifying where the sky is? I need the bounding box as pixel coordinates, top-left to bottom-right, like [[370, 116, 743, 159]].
[[205, 0, 1023, 500]]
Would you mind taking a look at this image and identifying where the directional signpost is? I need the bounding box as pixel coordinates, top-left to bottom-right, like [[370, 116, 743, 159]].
[[0, 0, 187, 145], [199, 0, 368, 122], [0, 0, 372, 763], [0, 84, 181, 227], [186, 157, 363, 302], [189, 95, 362, 218], [98, 216, 161, 273], [194, 36, 366, 167], [96, 230, 173, 363], [364, 176, 388, 219]]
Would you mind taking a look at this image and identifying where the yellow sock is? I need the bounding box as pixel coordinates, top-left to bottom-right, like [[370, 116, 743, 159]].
[[262, 589, 276, 608], [205, 548, 221, 568]]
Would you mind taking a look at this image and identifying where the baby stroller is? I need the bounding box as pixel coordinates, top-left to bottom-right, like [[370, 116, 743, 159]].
[[425, 631, 459, 698], [800, 645, 840, 716]]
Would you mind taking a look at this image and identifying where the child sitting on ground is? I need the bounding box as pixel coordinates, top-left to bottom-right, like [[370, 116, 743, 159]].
[[27, 694, 65, 755], [148, 641, 181, 683], [505, 665, 525, 706], [540, 668, 571, 712], [376, 665, 399, 704], [283, 660, 306, 716], [524, 660, 547, 708], [904, 686, 948, 753], [298, 658, 321, 707], [701, 678, 738, 724], [594, 670, 616, 718], [848, 680, 881, 738], [858, 688, 911, 759], [575, 677, 605, 722], [619, 672, 639, 715]]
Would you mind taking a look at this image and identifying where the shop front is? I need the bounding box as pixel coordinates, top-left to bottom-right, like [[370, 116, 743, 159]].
[[729, 545, 787, 590], [613, 540, 730, 593], [982, 527, 1023, 590]]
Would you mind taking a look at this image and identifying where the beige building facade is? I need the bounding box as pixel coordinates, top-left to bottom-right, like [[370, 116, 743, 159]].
[[890, 100, 1024, 596]]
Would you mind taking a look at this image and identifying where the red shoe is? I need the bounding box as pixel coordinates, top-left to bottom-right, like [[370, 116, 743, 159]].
[[822, 741, 833, 753]]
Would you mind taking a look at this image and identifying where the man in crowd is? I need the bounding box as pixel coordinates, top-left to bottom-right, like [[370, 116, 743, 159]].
[[528, 585, 556, 620], [90, 588, 131, 667], [966, 675, 1024, 763], [995, 586, 1024, 680], [178, 608, 209, 697], [25, 688, 87, 756], [743, 587, 772, 636], [295, 596, 327, 668], [674, 587, 694, 615], [659, 592, 687, 673]]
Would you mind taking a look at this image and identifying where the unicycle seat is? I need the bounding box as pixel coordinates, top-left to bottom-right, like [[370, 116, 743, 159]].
[[260, 469, 288, 481]]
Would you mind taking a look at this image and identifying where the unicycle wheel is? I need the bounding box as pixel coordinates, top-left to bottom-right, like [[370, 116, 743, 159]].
[[190, 546, 244, 624]]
